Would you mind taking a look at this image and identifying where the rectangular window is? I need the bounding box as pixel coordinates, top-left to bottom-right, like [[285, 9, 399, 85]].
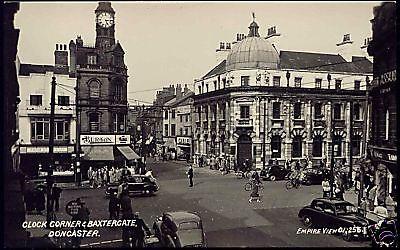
[[206, 84, 209, 92], [89, 113, 100, 132], [164, 110, 168, 119], [273, 76, 281, 87], [271, 136, 281, 158], [294, 102, 302, 119], [354, 80, 361, 90], [240, 106, 250, 119], [58, 96, 70, 106], [222, 78, 226, 88], [214, 81, 217, 90], [185, 114, 189, 122], [87, 55, 97, 65], [335, 79, 342, 89], [30, 118, 69, 141], [30, 95, 42, 106], [164, 124, 168, 136], [272, 102, 281, 119], [180, 115, 183, 123], [315, 78, 322, 89], [241, 76, 250, 86], [333, 104, 341, 120], [56, 121, 64, 139], [294, 77, 302, 88], [292, 137, 303, 158], [351, 136, 361, 156], [172, 110, 176, 119], [171, 124, 176, 136], [314, 103, 322, 119], [185, 127, 189, 136], [180, 127, 183, 136], [198, 86, 201, 94]]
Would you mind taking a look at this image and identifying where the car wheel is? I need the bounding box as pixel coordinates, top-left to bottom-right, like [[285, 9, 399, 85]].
[[342, 231, 352, 241], [302, 215, 313, 228], [270, 175, 276, 181], [306, 179, 312, 186]]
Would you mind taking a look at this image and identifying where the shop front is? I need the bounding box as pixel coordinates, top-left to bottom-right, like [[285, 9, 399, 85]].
[[19, 145, 75, 177], [369, 146, 397, 206], [177, 136, 191, 158], [79, 134, 137, 178]]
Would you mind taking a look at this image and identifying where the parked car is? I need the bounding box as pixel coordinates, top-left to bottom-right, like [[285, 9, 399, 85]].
[[260, 165, 291, 181], [153, 211, 206, 247], [298, 198, 373, 241], [177, 152, 190, 161], [301, 169, 324, 185], [105, 175, 159, 197]]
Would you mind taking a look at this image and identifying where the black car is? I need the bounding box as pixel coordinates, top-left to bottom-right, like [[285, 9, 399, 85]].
[[260, 165, 291, 181], [298, 198, 373, 241], [105, 175, 159, 197], [301, 169, 324, 185]]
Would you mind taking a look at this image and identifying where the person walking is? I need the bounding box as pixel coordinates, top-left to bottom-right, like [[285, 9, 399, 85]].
[[36, 187, 46, 214], [51, 183, 62, 212], [108, 192, 120, 220], [132, 212, 151, 248], [322, 178, 330, 198], [120, 190, 133, 217], [249, 174, 262, 203], [187, 165, 194, 187]]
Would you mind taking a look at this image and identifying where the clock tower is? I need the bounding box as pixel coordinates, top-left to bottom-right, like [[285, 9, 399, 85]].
[[95, 2, 115, 50]]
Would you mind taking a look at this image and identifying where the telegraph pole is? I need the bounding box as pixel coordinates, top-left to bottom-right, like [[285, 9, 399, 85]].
[[47, 76, 56, 226], [358, 76, 370, 206], [263, 98, 266, 169], [330, 101, 335, 199]]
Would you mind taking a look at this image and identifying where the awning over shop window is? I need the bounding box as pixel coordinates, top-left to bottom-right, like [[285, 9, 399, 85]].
[[117, 146, 140, 160], [81, 146, 114, 161], [163, 140, 176, 148]]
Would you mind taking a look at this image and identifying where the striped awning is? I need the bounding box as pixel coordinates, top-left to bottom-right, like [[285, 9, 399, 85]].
[[117, 146, 140, 160], [81, 146, 114, 161]]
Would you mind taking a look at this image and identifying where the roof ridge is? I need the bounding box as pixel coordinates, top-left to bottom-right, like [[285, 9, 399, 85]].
[[280, 50, 343, 57]]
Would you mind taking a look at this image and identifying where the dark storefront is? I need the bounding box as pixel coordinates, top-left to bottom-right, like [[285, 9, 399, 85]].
[[367, 2, 397, 213]]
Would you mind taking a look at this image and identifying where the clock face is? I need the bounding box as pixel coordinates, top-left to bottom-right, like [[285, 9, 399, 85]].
[[97, 12, 114, 28]]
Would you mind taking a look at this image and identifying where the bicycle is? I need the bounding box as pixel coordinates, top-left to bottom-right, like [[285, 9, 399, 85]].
[[244, 181, 264, 192], [285, 178, 301, 190]]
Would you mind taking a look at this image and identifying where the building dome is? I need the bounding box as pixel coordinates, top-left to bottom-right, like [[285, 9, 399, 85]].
[[226, 20, 280, 71]]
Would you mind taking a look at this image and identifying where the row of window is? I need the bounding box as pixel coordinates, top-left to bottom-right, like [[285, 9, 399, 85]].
[[88, 113, 126, 132], [30, 95, 70, 106], [88, 81, 123, 100], [30, 118, 70, 141], [238, 102, 362, 120], [198, 77, 361, 93], [267, 135, 361, 158], [164, 124, 192, 137]]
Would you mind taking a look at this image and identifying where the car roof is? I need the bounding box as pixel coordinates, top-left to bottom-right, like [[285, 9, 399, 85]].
[[165, 211, 201, 224], [313, 198, 353, 206]]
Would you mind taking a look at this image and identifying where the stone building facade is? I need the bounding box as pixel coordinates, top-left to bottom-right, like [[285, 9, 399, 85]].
[[193, 18, 373, 171]]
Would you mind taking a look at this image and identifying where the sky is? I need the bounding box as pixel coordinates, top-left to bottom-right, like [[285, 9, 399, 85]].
[[14, 1, 382, 104]]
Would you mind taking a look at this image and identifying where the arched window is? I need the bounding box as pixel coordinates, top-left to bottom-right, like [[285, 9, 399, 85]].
[[271, 135, 281, 159], [292, 136, 302, 158], [312, 135, 323, 157], [89, 113, 100, 132], [89, 81, 100, 99]]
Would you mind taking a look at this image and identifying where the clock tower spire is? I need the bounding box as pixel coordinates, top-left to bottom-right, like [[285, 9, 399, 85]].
[[95, 2, 115, 50]]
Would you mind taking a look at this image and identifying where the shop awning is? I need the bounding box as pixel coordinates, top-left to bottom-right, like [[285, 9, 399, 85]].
[[81, 146, 114, 161], [117, 146, 140, 160], [163, 140, 176, 148]]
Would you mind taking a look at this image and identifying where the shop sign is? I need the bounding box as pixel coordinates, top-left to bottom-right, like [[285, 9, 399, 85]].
[[116, 134, 131, 145], [80, 135, 115, 145], [369, 147, 397, 163], [23, 146, 70, 154], [177, 137, 191, 145], [373, 69, 396, 87]]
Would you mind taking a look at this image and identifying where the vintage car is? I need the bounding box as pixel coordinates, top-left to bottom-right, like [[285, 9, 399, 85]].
[[260, 165, 291, 181], [298, 198, 373, 241], [153, 211, 206, 247], [105, 175, 159, 197], [300, 169, 324, 185]]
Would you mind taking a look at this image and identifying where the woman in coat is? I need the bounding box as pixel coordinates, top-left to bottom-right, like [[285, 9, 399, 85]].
[[249, 174, 262, 203]]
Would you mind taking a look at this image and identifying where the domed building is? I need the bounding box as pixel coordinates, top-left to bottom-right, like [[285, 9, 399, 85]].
[[192, 16, 373, 174]]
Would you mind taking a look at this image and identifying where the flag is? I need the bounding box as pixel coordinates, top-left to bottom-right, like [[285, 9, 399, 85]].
[[252, 12, 255, 20]]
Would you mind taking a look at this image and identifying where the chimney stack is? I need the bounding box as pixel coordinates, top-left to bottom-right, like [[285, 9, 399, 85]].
[[265, 26, 281, 53], [336, 34, 355, 62], [216, 40, 231, 64], [184, 84, 190, 94], [54, 43, 68, 74], [176, 84, 182, 99]]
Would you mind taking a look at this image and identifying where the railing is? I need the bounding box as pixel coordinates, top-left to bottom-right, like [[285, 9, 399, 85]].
[[293, 119, 305, 127], [236, 118, 253, 126], [313, 119, 326, 128], [271, 118, 284, 127], [353, 120, 364, 128]]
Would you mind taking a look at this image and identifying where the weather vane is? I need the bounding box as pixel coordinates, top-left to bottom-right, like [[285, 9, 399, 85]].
[[252, 12, 256, 21]]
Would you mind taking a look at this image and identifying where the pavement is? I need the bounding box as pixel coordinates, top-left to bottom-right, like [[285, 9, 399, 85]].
[[23, 158, 371, 248]]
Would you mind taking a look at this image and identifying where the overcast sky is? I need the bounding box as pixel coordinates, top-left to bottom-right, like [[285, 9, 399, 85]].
[[14, 1, 381, 104]]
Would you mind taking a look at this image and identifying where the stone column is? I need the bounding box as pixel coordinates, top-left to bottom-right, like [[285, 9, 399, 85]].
[[345, 101, 351, 169], [284, 99, 292, 161], [265, 98, 272, 161], [326, 101, 332, 168], [306, 100, 313, 159]]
